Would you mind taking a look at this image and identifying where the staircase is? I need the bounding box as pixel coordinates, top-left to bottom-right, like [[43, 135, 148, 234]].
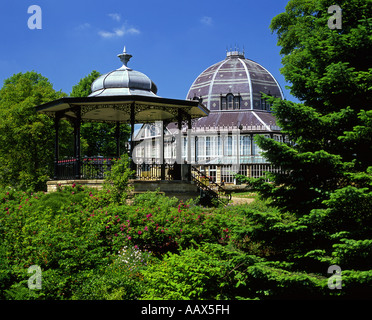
[[191, 166, 231, 205]]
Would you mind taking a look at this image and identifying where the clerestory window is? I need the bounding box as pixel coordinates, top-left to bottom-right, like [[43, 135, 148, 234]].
[[220, 93, 240, 110], [260, 93, 272, 111]]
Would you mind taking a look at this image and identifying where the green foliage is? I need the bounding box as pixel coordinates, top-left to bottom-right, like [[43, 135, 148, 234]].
[[72, 246, 151, 300], [103, 154, 134, 204], [0, 72, 67, 191], [141, 244, 229, 299], [70, 70, 101, 98], [1, 185, 371, 300], [238, 0, 372, 216]]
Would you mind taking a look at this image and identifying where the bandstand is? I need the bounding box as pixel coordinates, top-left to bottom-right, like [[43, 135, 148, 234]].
[[35, 47, 213, 200]]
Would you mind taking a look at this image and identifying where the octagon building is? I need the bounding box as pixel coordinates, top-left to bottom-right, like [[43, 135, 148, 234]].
[[134, 50, 286, 184]]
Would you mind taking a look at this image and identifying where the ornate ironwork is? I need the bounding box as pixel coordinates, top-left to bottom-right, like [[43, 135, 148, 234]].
[[80, 103, 133, 116]]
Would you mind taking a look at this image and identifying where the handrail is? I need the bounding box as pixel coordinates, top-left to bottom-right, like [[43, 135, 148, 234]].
[[191, 166, 231, 195], [191, 166, 231, 203]]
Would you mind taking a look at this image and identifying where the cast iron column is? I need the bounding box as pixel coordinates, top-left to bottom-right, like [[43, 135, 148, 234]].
[[130, 103, 135, 173], [174, 109, 183, 180], [74, 107, 81, 179], [53, 115, 60, 180], [160, 121, 165, 180], [115, 121, 121, 158], [186, 115, 192, 181]]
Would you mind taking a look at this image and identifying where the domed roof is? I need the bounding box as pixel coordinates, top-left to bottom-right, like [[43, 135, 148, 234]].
[[186, 50, 284, 111], [89, 47, 158, 97]]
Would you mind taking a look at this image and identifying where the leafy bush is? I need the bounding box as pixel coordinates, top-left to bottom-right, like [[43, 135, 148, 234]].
[[106, 191, 231, 256], [73, 246, 152, 300], [141, 244, 228, 299], [1, 184, 371, 300], [103, 154, 134, 204]]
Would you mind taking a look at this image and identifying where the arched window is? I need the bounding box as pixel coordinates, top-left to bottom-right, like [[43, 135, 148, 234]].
[[221, 96, 227, 110], [260, 93, 272, 111], [221, 93, 240, 110], [234, 96, 240, 109], [227, 94, 234, 109]]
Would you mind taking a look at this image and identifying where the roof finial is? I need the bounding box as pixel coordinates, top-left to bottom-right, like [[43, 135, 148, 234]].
[[226, 44, 245, 59], [117, 45, 132, 68]]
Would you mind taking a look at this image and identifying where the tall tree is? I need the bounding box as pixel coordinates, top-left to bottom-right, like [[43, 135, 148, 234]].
[[238, 0, 372, 216], [70, 70, 131, 157], [0, 72, 67, 190]]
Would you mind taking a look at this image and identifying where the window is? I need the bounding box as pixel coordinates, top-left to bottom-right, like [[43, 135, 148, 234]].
[[227, 94, 234, 109], [224, 135, 233, 156], [240, 135, 250, 156], [260, 94, 272, 111], [234, 96, 240, 108], [221, 97, 227, 110], [221, 165, 234, 183], [220, 93, 240, 110], [206, 136, 211, 157], [209, 165, 216, 182]]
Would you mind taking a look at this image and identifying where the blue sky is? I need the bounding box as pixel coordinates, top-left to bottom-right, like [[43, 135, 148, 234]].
[[0, 0, 299, 102]]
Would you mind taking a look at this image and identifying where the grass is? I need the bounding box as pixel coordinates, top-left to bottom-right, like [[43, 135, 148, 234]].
[[230, 191, 257, 199]]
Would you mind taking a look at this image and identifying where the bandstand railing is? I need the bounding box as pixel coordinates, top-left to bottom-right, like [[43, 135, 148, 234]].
[[135, 163, 175, 181], [55, 158, 176, 181], [55, 157, 114, 180]]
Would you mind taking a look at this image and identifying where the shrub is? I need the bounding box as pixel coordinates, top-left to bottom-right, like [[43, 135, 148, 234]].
[[103, 154, 134, 204], [141, 245, 228, 299], [107, 192, 232, 256], [73, 246, 152, 300]]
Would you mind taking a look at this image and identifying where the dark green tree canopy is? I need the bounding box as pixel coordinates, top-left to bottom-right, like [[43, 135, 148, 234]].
[[0, 71, 67, 190], [239, 0, 372, 215], [70, 70, 101, 98], [271, 0, 372, 112]]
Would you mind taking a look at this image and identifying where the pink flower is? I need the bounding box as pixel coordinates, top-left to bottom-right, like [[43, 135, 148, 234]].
[[144, 226, 148, 231], [138, 230, 142, 235], [127, 236, 132, 240], [180, 229, 183, 232]]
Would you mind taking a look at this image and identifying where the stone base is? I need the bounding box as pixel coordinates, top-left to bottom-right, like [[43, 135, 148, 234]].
[[46, 179, 200, 202], [46, 179, 105, 192], [131, 180, 199, 202]]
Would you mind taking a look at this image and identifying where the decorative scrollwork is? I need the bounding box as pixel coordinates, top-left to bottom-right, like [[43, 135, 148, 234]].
[[81, 103, 132, 116]]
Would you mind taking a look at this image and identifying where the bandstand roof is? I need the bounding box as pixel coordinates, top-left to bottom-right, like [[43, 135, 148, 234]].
[[35, 95, 209, 123], [35, 47, 209, 123]]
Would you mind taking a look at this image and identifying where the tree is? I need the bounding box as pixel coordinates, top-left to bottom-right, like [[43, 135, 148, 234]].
[[70, 70, 131, 157], [238, 0, 372, 216], [0, 72, 67, 191]]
